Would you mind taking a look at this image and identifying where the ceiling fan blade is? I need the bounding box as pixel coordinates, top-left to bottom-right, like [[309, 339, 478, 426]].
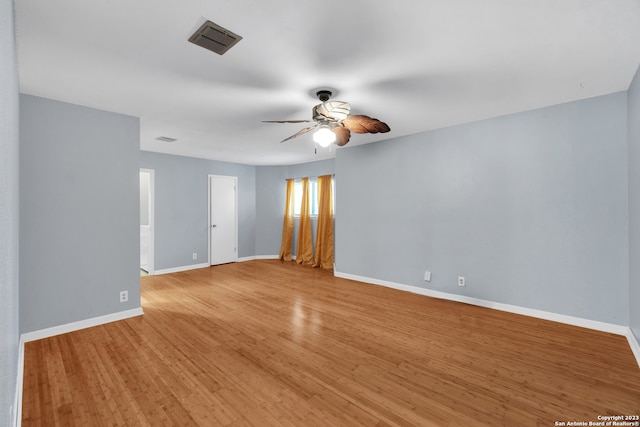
[[262, 120, 313, 123], [313, 101, 351, 121], [280, 126, 316, 143], [342, 115, 390, 134], [332, 127, 351, 146]]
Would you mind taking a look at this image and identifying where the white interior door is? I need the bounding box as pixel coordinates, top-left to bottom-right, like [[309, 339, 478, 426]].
[[209, 175, 238, 265]]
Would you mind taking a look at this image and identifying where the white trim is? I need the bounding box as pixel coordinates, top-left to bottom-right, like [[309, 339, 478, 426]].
[[242, 255, 296, 261], [20, 307, 144, 343], [14, 337, 24, 427], [154, 263, 209, 275], [237, 255, 279, 262], [334, 271, 629, 336], [626, 329, 640, 368]]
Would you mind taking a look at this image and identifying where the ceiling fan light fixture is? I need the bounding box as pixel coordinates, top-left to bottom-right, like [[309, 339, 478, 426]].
[[313, 126, 336, 147]]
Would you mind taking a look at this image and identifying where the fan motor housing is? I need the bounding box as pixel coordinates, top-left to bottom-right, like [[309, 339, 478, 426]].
[[316, 90, 332, 102]]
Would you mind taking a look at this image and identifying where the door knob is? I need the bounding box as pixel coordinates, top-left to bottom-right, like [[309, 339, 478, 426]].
[[211, 224, 217, 228]]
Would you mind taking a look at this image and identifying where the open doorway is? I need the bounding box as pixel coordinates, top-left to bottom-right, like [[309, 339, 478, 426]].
[[140, 169, 154, 275]]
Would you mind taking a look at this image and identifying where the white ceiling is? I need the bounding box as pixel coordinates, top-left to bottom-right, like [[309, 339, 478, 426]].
[[15, 0, 640, 165]]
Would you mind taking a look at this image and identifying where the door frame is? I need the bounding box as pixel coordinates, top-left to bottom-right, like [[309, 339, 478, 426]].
[[208, 174, 238, 265], [140, 168, 155, 275]]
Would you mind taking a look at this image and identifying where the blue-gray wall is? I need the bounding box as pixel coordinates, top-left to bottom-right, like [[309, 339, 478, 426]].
[[255, 166, 288, 256], [0, 0, 20, 422], [20, 95, 141, 333], [139, 151, 256, 270], [629, 63, 640, 341], [255, 159, 335, 257], [336, 92, 629, 326], [143, 154, 336, 264]]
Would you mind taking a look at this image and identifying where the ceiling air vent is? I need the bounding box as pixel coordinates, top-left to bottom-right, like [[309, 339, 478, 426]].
[[188, 20, 242, 55], [155, 136, 177, 142]]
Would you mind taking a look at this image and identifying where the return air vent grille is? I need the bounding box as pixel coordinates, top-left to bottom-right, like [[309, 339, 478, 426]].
[[188, 20, 242, 55]]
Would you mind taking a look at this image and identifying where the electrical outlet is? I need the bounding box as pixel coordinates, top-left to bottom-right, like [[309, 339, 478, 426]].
[[192, 253, 197, 260], [424, 271, 431, 281], [120, 290, 128, 303], [458, 276, 465, 287]]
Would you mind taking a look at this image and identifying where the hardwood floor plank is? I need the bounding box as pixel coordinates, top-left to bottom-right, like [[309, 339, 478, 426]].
[[22, 260, 640, 426]]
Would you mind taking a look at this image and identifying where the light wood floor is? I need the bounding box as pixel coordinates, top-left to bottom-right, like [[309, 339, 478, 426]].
[[22, 260, 640, 426]]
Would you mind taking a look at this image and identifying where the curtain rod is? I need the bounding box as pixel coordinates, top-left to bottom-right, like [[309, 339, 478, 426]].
[[285, 174, 334, 181]]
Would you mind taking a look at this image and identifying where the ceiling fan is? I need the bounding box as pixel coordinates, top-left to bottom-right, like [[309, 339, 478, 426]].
[[263, 90, 390, 147]]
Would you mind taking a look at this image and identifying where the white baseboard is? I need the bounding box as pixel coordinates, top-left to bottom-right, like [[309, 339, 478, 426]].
[[334, 271, 629, 336], [154, 263, 209, 275], [14, 338, 23, 427], [155, 258, 281, 270], [16, 307, 143, 426], [239, 255, 297, 262], [627, 329, 640, 368], [20, 307, 144, 343], [237, 255, 279, 262]]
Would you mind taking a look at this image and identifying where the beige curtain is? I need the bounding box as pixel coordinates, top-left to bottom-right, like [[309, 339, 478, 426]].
[[313, 175, 334, 269], [279, 179, 295, 261], [296, 177, 313, 264]]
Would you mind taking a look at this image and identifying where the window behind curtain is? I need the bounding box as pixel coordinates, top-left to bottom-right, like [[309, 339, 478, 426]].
[[293, 178, 334, 216]]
